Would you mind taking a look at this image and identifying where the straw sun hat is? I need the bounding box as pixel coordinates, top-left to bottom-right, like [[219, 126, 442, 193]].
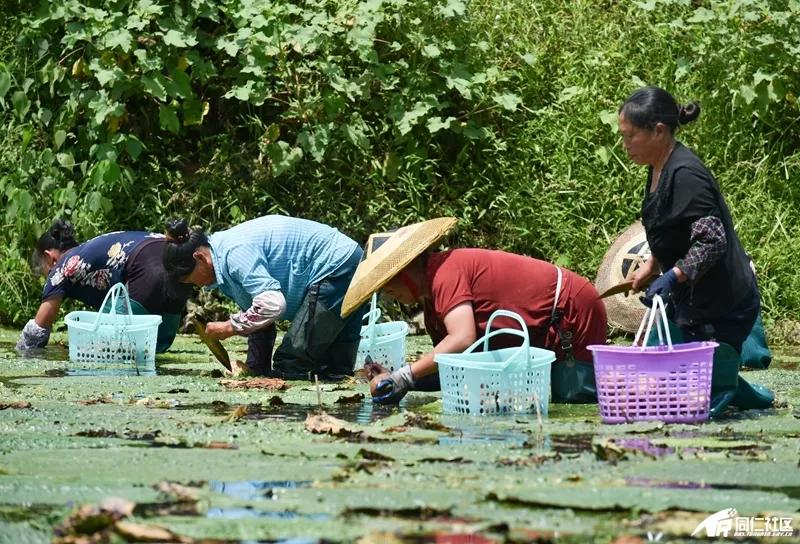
[[341, 217, 458, 317], [595, 221, 650, 333]]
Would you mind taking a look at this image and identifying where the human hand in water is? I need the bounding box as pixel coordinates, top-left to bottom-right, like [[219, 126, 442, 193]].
[[370, 365, 415, 404]]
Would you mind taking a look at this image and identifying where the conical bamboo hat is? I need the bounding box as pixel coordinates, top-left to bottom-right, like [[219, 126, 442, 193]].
[[595, 221, 650, 332], [341, 217, 457, 317]]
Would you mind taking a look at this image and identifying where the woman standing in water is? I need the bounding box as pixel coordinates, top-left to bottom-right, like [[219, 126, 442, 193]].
[[618, 86, 772, 414]]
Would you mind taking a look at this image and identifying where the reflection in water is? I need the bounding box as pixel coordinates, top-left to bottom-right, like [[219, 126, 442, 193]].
[[206, 507, 330, 520], [196, 399, 401, 425], [66, 365, 156, 377], [209, 480, 311, 501], [1, 341, 69, 362], [207, 480, 327, 522], [3, 340, 156, 377]]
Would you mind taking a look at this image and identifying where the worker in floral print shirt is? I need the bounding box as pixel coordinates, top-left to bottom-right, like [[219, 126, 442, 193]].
[[16, 219, 191, 353], [618, 86, 773, 415]]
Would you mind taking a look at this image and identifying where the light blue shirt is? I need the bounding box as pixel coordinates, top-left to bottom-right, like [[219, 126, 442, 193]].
[[208, 216, 358, 320]]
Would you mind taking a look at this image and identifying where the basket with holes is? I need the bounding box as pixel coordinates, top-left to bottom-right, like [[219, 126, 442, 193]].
[[355, 294, 409, 372], [64, 283, 162, 375], [434, 310, 555, 416], [588, 295, 716, 424]]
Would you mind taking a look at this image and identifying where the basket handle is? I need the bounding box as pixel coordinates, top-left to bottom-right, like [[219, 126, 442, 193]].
[[360, 293, 381, 344], [632, 294, 673, 351], [92, 282, 134, 332], [454, 310, 530, 370], [483, 310, 530, 352]]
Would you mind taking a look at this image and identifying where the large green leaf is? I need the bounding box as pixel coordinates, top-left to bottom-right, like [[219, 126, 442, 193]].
[[11, 91, 29, 119], [163, 29, 197, 48], [158, 104, 180, 133], [141, 74, 167, 101], [0, 71, 11, 99], [266, 141, 303, 176], [103, 29, 133, 52]]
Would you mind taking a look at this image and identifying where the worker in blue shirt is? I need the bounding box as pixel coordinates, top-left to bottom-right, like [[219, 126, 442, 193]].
[[162, 215, 366, 379]]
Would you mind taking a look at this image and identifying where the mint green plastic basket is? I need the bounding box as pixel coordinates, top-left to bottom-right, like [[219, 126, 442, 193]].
[[434, 310, 555, 416], [64, 283, 161, 375], [355, 294, 409, 372]]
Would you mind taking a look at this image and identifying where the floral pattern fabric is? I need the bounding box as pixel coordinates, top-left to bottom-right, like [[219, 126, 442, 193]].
[[42, 231, 163, 309]]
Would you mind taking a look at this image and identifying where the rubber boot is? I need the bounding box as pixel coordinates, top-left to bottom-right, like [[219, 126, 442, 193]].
[[732, 377, 774, 410], [709, 343, 742, 419]]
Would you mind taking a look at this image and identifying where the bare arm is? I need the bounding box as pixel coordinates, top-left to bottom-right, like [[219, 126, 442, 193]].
[[35, 297, 63, 329], [409, 302, 477, 379]]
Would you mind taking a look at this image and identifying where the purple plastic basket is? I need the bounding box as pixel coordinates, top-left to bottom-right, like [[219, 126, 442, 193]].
[[587, 341, 717, 424]]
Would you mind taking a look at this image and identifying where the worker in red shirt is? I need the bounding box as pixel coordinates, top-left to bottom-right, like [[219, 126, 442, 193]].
[[341, 218, 608, 404]]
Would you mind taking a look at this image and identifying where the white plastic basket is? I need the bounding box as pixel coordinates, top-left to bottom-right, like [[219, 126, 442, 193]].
[[64, 283, 161, 375], [355, 294, 409, 372], [434, 310, 555, 416]]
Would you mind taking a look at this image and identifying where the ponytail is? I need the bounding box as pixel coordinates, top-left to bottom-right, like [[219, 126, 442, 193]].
[[162, 218, 209, 280]]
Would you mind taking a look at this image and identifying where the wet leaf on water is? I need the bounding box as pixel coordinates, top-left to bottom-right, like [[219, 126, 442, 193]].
[[196, 441, 237, 450], [0, 400, 31, 410], [417, 456, 472, 464], [77, 394, 114, 405], [386, 412, 450, 433], [623, 421, 665, 434], [74, 429, 119, 438], [54, 497, 135, 538], [343, 505, 451, 520], [497, 452, 561, 467], [113, 520, 189, 543], [300, 383, 353, 392], [356, 448, 394, 462], [356, 533, 406, 544], [335, 392, 365, 404], [305, 412, 368, 441], [594, 438, 674, 462], [226, 404, 249, 422], [154, 480, 203, 502], [134, 397, 180, 408], [219, 377, 288, 390]]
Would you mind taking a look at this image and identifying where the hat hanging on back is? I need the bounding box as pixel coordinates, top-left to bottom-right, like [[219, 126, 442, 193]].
[[595, 221, 650, 333], [341, 217, 457, 317]]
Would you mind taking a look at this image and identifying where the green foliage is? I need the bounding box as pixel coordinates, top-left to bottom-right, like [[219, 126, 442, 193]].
[[0, 0, 798, 330]]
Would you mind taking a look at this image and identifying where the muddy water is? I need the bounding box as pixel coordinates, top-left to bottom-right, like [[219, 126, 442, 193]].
[[2, 329, 800, 543]]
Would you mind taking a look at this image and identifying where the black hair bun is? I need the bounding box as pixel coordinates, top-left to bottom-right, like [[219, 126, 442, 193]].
[[166, 218, 190, 242], [49, 219, 75, 244], [678, 102, 701, 125]]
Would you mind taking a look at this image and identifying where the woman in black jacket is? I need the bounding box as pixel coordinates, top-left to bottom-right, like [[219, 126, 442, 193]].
[[618, 86, 772, 415]]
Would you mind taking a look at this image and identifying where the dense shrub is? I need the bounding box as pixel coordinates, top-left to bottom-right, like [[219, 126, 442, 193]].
[[0, 0, 798, 331]]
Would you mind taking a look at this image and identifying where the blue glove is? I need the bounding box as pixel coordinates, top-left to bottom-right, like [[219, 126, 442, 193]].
[[373, 365, 415, 404], [640, 269, 678, 307]]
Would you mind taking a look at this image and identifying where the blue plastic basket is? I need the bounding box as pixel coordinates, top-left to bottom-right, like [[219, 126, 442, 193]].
[[434, 310, 555, 416], [355, 294, 409, 372], [64, 283, 161, 375]]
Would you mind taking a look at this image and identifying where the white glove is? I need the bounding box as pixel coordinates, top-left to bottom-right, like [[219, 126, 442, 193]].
[[16, 319, 51, 351]]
